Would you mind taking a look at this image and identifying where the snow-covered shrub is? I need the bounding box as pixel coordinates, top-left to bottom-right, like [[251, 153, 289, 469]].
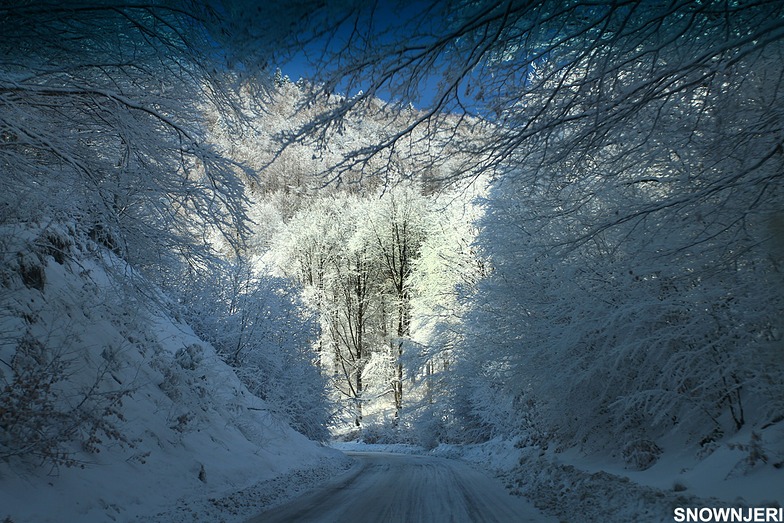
[[453, 105, 784, 453], [622, 440, 662, 471], [0, 3, 253, 287], [0, 226, 133, 468], [727, 432, 770, 477], [178, 258, 331, 441], [1, 333, 77, 466], [175, 344, 205, 371], [0, 344, 130, 467], [15, 251, 46, 291]]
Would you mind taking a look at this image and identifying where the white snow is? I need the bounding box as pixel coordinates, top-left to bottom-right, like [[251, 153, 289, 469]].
[[254, 450, 557, 522], [547, 424, 784, 507], [426, 433, 783, 523], [0, 224, 347, 523], [333, 434, 783, 523], [2, 221, 777, 523]]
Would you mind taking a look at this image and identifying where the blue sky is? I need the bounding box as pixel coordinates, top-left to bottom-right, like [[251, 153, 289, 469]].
[[278, 1, 445, 108]]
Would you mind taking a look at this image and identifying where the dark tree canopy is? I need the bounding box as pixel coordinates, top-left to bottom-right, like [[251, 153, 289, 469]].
[[0, 1, 260, 270], [283, 1, 784, 204]]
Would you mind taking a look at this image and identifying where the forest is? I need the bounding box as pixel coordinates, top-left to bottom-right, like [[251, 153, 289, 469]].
[[0, 1, 782, 521]]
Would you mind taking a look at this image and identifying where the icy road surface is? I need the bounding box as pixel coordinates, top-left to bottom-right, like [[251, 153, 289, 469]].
[[247, 451, 555, 522]]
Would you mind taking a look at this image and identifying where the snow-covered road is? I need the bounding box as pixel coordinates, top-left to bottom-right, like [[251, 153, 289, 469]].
[[246, 451, 555, 522]]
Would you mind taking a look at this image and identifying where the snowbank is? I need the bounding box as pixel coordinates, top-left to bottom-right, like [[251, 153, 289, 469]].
[[0, 223, 346, 523], [429, 431, 783, 523]]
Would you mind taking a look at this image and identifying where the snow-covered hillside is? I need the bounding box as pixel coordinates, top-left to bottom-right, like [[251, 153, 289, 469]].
[[0, 222, 348, 523]]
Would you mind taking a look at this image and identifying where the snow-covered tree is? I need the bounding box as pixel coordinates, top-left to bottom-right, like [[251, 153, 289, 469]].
[[271, 194, 371, 427], [404, 186, 489, 445], [358, 187, 431, 420], [178, 256, 331, 441], [269, 0, 784, 455], [0, 3, 258, 276], [270, 187, 449, 435], [0, 1, 348, 463]]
